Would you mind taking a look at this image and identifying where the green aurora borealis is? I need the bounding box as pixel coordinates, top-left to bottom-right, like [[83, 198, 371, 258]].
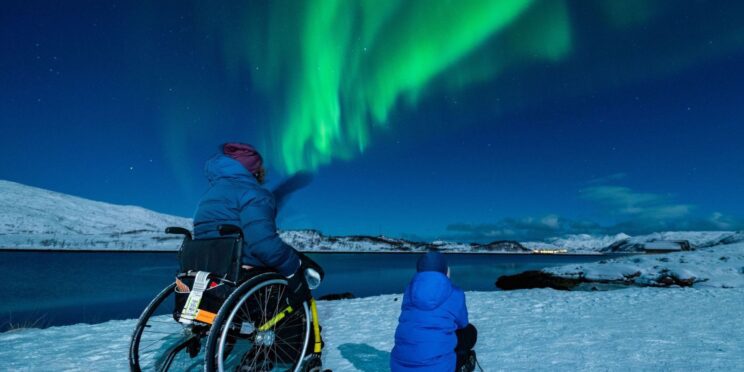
[[200, 0, 743, 173], [4, 0, 744, 236]]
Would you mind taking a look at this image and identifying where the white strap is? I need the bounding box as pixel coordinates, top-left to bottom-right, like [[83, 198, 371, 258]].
[[179, 271, 210, 324]]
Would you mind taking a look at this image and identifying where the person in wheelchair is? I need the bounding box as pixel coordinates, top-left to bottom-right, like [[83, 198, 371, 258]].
[[129, 143, 325, 372], [193, 142, 312, 309]]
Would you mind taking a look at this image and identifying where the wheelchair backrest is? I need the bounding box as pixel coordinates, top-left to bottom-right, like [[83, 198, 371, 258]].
[[178, 237, 242, 282]]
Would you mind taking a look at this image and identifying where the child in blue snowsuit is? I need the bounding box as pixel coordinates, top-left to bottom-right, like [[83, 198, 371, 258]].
[[391, 252, 478, 371]]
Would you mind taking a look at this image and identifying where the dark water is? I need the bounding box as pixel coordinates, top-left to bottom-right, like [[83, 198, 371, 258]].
[[0, 250, 607, 331]]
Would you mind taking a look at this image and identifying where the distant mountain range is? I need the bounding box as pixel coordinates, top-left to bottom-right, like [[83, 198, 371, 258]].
[[0, 180, 530, 252], [2, 180, 740, 253]]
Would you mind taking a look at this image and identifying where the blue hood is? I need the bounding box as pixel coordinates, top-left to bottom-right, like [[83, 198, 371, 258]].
[[409, 272, 453, 311], [204, 154, 256, 184]]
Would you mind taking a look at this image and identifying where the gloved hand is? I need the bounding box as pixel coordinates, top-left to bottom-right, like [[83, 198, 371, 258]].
[[286, 266, 311, 308]]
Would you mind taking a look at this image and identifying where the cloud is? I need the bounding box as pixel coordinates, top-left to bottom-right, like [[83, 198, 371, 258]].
[[446, 215, 606, 242], [445, 212, 744, 243], [443, 181, 744, 242], [708, 212, 742, 230], [579, 185, 692, 220]]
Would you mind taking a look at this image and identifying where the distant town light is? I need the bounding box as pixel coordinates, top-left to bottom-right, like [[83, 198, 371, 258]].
[[533, 249, 568, 254]]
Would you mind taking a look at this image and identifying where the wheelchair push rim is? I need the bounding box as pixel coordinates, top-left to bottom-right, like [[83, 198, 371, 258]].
[[210, 275, 311, 372], [129, 283, 206, 371]]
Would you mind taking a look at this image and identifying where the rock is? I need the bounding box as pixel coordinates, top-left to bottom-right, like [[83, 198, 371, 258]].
[[657, 275, 676, 286], [318, 292, 355, 301], [654, 274, 696, 287], [496, 271, 581, 291], [622, 271, 641, 283], [676, 277, 696, 286]]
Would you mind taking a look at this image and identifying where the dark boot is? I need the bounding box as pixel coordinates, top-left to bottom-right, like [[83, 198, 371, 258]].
[[456, 350, 477, 372]]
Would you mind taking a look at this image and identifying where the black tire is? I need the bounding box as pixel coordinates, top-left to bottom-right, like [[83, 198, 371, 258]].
[[129, 283, 205, 371], [204, 272, 311, 372]]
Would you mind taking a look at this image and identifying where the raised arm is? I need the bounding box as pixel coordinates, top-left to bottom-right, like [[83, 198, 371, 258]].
[[239, 189, 300, 277]]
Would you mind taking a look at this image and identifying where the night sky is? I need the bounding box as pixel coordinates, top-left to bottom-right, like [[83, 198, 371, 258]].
[[2, 1, 743, 242]]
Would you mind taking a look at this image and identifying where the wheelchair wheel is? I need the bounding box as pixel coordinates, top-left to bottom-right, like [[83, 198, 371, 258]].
[[129, 283, 206, 371], [205, 272, 312, 372]]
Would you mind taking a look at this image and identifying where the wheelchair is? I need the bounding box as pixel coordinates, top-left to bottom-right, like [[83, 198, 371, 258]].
[[129, 225, 324, 372]]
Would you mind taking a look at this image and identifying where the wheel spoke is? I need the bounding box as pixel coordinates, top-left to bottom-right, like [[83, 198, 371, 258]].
[[211, 277, 309, 372], [273, 342, 297, 365]]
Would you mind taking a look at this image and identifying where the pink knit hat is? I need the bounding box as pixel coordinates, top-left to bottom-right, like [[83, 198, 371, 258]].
[[222, 143, 263, 174]]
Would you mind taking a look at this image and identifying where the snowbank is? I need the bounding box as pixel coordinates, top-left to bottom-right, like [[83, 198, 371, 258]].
[[546, 241, 744, 288], [1, 288, 742, 371]]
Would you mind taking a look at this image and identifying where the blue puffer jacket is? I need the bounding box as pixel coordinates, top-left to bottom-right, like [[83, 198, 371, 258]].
[[391, 272, 469, 372], [193, 154, 300, 277]]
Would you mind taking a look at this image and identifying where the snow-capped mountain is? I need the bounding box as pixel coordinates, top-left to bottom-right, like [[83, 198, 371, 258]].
[[599, 231, 744, 252], [280, 229, 530, 253], [4, 180, 739, 253], [0, 180, 191, 250], [0, 180, 530, 252], [524, 231, 744, 253]]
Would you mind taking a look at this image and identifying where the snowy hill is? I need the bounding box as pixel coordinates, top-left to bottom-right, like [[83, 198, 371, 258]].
[[0, 180, 530, 252], [0, 180, 190, 250]]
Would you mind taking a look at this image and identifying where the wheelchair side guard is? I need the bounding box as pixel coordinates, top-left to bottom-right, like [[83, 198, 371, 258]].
[[311, 299, 322, 354]]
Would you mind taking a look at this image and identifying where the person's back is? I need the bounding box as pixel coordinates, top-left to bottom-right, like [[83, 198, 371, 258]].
[[391, 252, 476, 372], [193, 143, 299, 278]]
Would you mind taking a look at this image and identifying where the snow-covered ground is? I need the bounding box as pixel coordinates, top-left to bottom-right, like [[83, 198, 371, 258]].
[[2, 181, 743, 370], [546, 241, 744, 288], [1, 288, 742, 371]]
